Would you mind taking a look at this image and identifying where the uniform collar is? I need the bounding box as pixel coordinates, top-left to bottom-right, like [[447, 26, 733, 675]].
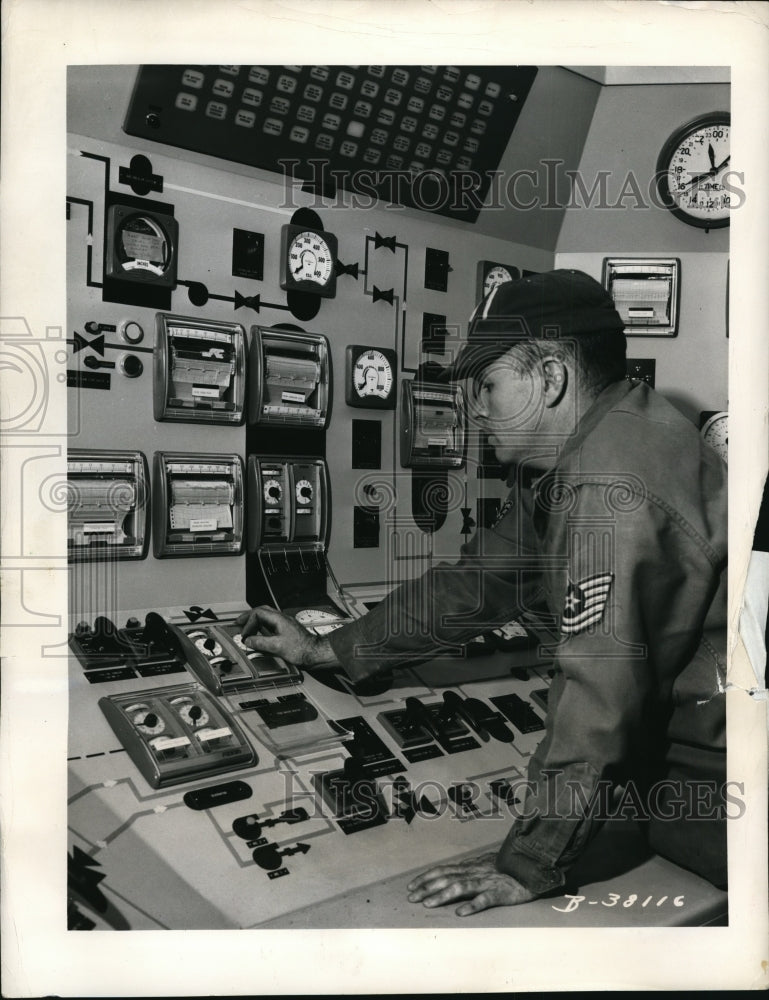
[[505, 380, 634, 491]]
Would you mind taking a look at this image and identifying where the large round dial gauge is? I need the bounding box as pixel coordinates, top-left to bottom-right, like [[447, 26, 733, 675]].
[[279, 224, 338, 298], [476, 259, 521, 302], [264, 479, 282, 505], [483, 265, 515, 298], [345, 344, 398, 409], [656, 113, 731, 230], [354, 350, 394, 399], [290, 231, 333, 285], [701, 411, 728, 462], [295, 479, 314, 505]]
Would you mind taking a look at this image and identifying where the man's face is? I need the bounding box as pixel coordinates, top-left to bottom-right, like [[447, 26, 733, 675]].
[[470, 348, 551, 467]]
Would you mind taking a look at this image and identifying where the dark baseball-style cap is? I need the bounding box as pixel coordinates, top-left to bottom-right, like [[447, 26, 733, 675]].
[[449, 269, 625, 380]]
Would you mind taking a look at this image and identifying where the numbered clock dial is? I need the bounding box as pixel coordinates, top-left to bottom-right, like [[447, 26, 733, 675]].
[[701, 412, 728, 462], [656, 113, 731, 229], [345, 345, 398, 409], [280, 224, 338, 298]]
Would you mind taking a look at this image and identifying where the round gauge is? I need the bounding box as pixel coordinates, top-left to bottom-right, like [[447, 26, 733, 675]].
[[280, 224, 338, 297], [701, 411, 728, 462], [127, 703, 166, 736], [656, 113, 731, 229], [484, 265, 516, 298], [345, 345, 398, 409], [264, 479, 282, 505], [295, 479, 314, 505], [170, 696, 210, 729], [354, 350, 394, 399], [294, 608, 339, 626], [476, 260, 520, 302]]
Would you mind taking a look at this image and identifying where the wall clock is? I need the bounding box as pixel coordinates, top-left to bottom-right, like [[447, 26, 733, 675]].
[[655, 112, 731, 230], [700, 410, 728, 462], [345, 345, 397, 409], [279, 224, 338, 297], [476, 260, 521, 301]]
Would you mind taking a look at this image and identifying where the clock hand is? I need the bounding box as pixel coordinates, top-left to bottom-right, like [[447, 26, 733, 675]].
[[681, 169, 715, 191], [708, 143, 716, 169], [681, 152, 731, 191]]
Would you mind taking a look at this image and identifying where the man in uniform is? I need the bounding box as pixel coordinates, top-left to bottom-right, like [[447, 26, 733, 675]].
[[238, 269, 728, 916]]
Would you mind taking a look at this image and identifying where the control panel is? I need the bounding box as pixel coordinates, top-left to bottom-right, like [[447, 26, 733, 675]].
[[67, 601, 726, 932], [67, 600, 559, 929]]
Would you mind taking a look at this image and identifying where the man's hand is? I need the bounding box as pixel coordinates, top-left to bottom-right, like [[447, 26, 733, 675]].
[[235, 606, 339, 669], [407, 851, 538, 916]]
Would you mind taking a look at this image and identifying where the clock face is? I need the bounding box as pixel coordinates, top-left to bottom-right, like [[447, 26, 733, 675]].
[[476, 260, 520, 302], [701, 412, 728, 462], [280, 225, 338, 297], [345, 345, 397, 409], [656, 113, 731, 229]]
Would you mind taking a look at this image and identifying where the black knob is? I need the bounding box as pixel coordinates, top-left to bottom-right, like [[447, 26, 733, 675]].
[[189, 705, 202, 722], [85, 321, 100, 334], [125, 617, 140, 629], [143, 713, 158, 728], [233, 814, 262, 839], [145, 112, 160, 129], [75, 621, 91, 636], [121, 354, 143, 378]]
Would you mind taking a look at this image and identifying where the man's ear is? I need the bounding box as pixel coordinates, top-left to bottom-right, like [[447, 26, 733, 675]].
[[542, 357, 567, 407]]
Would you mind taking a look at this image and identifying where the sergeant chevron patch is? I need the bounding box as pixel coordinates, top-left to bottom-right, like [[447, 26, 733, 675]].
[[561, 573, 614, 635]]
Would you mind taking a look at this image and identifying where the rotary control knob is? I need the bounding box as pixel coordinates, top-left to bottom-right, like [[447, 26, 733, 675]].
[[295, 479, 313, 504], [264, 479, 282, 505]]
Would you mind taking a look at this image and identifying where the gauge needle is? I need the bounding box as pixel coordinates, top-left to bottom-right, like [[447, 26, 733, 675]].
[[708, 143, 716, 170]]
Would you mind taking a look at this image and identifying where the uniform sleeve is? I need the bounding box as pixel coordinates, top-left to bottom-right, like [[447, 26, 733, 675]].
[[328, 487, 546, 684], [495, 484, 727, 895]]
